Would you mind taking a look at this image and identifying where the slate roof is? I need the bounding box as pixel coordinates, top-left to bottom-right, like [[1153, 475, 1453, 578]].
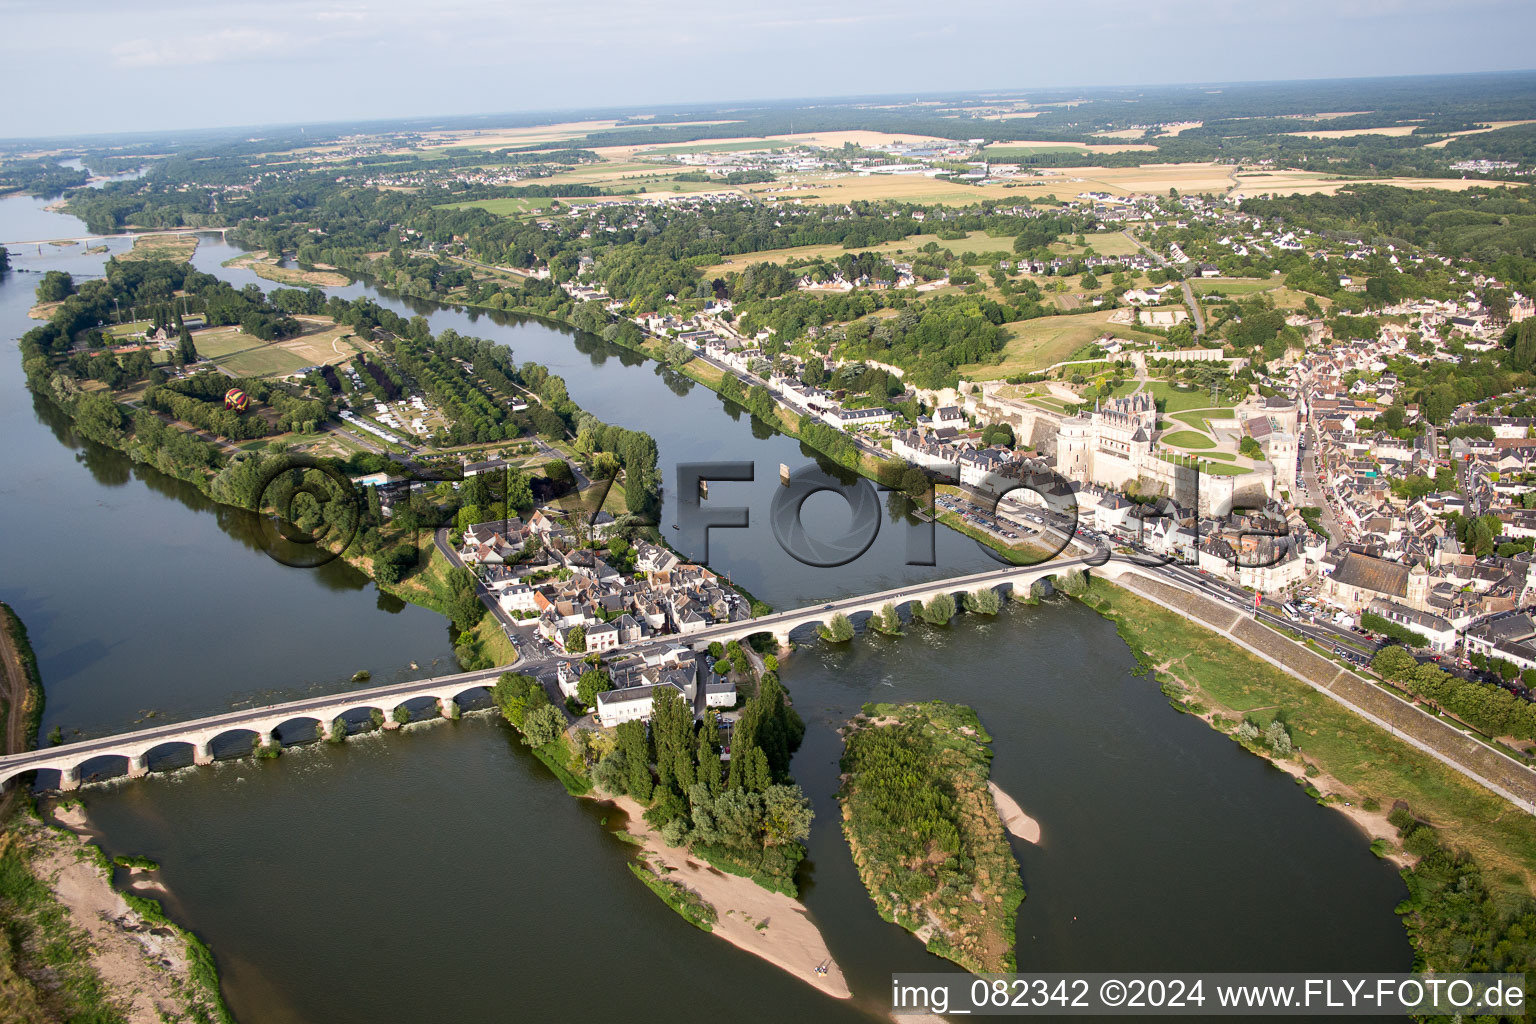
[[1330, 552, 1409, 598]]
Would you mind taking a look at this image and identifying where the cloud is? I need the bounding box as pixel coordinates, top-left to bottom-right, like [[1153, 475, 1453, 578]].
[[111, 27, 289, 69]]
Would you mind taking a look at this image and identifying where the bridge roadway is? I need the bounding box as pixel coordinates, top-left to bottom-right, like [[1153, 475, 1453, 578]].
[[0, 227, 228, 247], [0, 552, 1103, 791]]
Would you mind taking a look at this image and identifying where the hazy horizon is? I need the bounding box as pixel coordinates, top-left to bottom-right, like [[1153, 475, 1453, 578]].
[[3, 0, 1535, 139]]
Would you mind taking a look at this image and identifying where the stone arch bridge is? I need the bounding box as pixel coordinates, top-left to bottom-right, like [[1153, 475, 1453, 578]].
[[0, 551, 1117, 791]]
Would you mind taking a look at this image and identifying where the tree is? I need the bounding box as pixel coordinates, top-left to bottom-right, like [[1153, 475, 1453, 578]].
[[565, 625, 587, 654], [869, 602, 904, 635], [522, 704, 566, 748], [761, 784, 813, 847], [1371, 646, 1419, 681], [493, 672, 545, 730], [920, 592, 956, 625], [592, 750, 628, 794], [818, 612, 854, 642], [36, 271, 74, 303], [577, 668, 610, 708], [1239, 436, 1264, 459], [1263, 720, 1293, 757], [177, 320, 197, 364], [616, 719, 653, 802], [505, 467, 534, 514], [442, 566, 484, 630], [964, 588, 1001, 615]]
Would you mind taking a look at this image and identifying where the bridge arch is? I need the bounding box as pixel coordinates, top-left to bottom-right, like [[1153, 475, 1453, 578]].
[[205, 727, 265, 758], [448, 684, 494, 711], [137, 738, 201, 773], [270, 716, 327, 745]]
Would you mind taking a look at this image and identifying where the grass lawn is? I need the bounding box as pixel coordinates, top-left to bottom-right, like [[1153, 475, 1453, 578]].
[[106, 320, 155, 339], [1160, 429, 1216, 449], [1197, 461, 1253, 476], [1050, 231, 1142, 257], [1169, 406, 1237, 431], [1145, 383, 1233, 414], [218, 346, 317, 377], [197, 321, 359, 378], [957, 309, 1159, 380], [1084, 578, 1536, 899], [1191, 277, 1280, 296]]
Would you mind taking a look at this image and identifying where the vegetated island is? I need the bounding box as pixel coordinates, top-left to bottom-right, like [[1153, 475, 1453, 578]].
[[839, 700, 1024, 974], [492, 654, 850, 999]]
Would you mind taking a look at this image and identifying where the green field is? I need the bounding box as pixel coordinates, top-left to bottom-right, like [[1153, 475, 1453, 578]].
[[106, 320, 154, 339], [1191, 277, 1281, 296], [1050, 231, 1142, 257], [958, 310, 1159, 380], [1144, 383, 1233, 414], [1160, 429, 1216, 449], [192, 330, 262, 359], [1196, 460, 1252, 476], [217, 346, 315, 377]]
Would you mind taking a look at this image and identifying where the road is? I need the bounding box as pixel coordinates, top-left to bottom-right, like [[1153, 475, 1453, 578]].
[[0, 227, 230, 247], [433, 527, 538, 657], [1120, 228, 1204, 337], [1298, 421, 1346, 541]]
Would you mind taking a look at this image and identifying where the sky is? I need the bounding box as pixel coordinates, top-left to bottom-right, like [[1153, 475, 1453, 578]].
[[3, 0, 1535, 138]]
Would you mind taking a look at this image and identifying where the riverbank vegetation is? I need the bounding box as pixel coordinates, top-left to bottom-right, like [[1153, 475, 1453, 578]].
[[583, 666, 814, 896], [839, 700, 1024, 974], [1078, 577, 1536, 985], [0, 603, 45, 758]]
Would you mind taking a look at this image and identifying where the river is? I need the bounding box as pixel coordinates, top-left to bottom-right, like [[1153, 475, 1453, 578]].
[[0, 201, 1410, 1022]]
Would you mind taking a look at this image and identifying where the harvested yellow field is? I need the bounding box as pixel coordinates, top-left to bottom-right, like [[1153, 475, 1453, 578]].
[[983, 139, 1157, 154], [1092, 128, 1150, 140], [1285, 125, 1419, 139], [1054, 162, 1238, 196], [1227, 171, 1513, 199], [957, 308, 1160, 380], [1422, 119, 1536, 148], [763, 172, 1027, 206], [697, 230, 1015, 277]]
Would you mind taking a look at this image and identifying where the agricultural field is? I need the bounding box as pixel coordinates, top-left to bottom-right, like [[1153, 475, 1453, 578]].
[[439, 195, 567, 217], [196, 319, 360, 378], [1227, 170, 1514, 199], [699, 229, 1016, 277], [982, 140, 1157, 157], [957, 309, 1159, 380]]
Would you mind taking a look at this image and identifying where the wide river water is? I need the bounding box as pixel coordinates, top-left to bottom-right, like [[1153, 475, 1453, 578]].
[[0, 199, 1410, 1022]]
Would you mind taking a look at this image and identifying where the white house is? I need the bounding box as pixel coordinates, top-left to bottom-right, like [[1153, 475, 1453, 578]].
[[595, 681, 687, 728]]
